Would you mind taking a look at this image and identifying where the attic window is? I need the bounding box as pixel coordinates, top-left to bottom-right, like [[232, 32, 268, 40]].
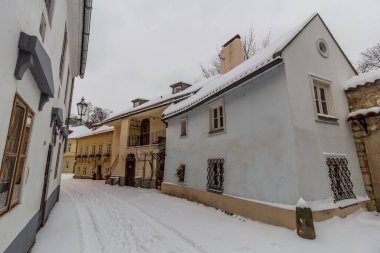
[[316, 38, 328, 58], [133, 101, 140, 107], [173, 86, 182, 94]]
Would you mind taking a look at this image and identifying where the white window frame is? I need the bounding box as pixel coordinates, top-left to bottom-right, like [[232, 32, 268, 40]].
[[309, 74, 338, 123], [208, 99, 225, 134], [180, 117, 188, 137]]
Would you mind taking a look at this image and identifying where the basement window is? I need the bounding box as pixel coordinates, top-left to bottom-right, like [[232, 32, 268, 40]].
[[325, 154, 355, 202], [176, 165, 185, 182], [207, 158, 224, 193]]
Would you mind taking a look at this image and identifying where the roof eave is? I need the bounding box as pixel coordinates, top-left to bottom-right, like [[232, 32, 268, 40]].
[[163, 57, 284, 120]]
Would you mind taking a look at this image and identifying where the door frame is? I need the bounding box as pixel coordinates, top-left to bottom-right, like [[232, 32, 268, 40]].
[[38, 143, 53, 229]]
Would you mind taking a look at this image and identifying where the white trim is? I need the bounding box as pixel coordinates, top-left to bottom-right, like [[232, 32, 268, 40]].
[[208, 98, 225, 134]]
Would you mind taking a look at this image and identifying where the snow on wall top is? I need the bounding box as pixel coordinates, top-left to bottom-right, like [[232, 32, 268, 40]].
[[74, 125, 114, 139], [68, 125, 91, 139], [102, 78, 216, 124], [162, 13, 318, 119], [344, 68, 380, 90], [347, 106, 380, 120]]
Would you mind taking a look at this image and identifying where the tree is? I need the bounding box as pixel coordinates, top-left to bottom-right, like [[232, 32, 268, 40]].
[[200, 26, 271, 78], [69, 102, 112, 127], [357, 43, 380, 73]]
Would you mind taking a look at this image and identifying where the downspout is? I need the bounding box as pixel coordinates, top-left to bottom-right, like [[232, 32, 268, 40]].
[[80, 0, 93, 78]]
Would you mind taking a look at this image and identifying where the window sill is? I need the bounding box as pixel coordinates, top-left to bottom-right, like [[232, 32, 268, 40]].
[[315, 114, 339, 125], [209, 128, 225, 136], [180, 134, 188, 138]]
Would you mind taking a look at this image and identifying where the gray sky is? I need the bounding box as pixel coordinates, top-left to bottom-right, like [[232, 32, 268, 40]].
[[73, 0, 380, 114]]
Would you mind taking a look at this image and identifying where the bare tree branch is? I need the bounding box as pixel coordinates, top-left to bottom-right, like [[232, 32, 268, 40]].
[[199, 25, 271, 78], [357, 43, 380, 73]]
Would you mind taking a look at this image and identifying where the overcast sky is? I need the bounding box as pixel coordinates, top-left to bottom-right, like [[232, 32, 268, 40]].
[[72, 0, 380, 114]]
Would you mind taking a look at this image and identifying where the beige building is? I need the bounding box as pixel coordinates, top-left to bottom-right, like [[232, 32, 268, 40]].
[[345, 69, 380, 212], [74, 126, 114, 179], [62, 125, 89, 173], [102, 83, 200, 188]]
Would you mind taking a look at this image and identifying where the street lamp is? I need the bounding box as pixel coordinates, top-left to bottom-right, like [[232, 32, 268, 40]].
[[76, 97, 88, 122], [66, 97, 88, 125]]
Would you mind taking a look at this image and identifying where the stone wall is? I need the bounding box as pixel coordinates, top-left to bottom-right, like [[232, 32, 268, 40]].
[[345, 80, 380, 211]]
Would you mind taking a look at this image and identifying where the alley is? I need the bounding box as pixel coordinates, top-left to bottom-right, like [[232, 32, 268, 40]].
[[32, 174, 380, 253]]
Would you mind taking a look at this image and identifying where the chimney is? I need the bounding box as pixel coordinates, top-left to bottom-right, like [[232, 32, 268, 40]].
[[220, 34, 244, 75]]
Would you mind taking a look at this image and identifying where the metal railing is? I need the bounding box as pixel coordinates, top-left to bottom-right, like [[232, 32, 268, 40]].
[[128, 129, 166, 147]]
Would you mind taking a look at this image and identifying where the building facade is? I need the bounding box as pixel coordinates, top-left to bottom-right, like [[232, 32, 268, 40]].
[[102, 83, 200, 188], [161, 14, 368, 230], [74, 126, 113, 180], [0, 1, 92, 252], [345, 69, 380, 212], [62, 125, 89, 173]]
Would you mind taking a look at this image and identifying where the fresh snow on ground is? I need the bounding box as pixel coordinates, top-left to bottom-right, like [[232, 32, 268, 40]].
[[32, 174, 380, 253]]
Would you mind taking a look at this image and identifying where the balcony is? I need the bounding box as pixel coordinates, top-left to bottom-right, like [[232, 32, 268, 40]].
[[128, 129, 166, 147]]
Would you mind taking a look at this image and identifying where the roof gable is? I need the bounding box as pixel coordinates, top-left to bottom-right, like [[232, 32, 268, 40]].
[[163, 13, 357, 120]]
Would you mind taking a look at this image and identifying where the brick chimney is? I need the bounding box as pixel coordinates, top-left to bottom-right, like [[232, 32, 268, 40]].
[[220, 34, 244, 75]]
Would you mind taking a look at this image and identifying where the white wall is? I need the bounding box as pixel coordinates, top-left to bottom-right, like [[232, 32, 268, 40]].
[[165, 64, 301, 205], [0, 0, 80, 251], [282, 15, 366, 201]]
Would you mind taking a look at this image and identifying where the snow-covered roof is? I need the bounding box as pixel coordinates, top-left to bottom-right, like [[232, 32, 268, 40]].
[[344, 68, 380, 90], [162, 13, 320, 119], [347, 106, 380, 121], [74, 125, 114, 139], [102, 77, 216, 124], [68, 125, 91, 139]]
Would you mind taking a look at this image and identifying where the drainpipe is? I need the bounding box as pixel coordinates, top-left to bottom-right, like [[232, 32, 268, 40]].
[[80, 0, 93, 78]]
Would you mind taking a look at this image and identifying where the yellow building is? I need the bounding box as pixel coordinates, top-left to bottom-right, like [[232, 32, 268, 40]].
[[74, 125, 114, 179], [102, 82, 196, 188], [62, 126, 89, 173]]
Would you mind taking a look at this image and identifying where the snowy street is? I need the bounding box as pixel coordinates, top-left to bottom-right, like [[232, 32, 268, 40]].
[[32, 174, 380, 253]]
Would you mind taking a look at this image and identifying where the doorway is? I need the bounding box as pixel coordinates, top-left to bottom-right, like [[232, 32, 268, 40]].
[[125, 154, 135, 187], [38, 144, 53, 229], [365, 130, 380, 212], [97, 165, 102, 180]]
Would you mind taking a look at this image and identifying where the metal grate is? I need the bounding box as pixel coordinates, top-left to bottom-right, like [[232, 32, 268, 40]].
[[326, 156, 355, 202], [207, 158, 224, 193]]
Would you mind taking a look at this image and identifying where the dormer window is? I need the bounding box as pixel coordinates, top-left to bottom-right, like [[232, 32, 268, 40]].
[[131, 98, 149, 108], [170, 82, 192, 94], [174, 86, 182, 93]]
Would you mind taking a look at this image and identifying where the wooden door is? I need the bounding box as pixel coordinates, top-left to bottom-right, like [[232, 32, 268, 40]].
[[38, 144, 53, 229], [97, 165, 102, 180], [125, 154, 135, 186], [365, 130, 380, 212]]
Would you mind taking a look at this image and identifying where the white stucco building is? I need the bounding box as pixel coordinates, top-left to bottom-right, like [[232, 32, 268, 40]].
[[0, 1, 92, 252], [162, 13, 369, 229]]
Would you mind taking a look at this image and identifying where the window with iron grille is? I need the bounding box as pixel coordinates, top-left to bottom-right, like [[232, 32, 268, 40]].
[[326, 155, 355, 202], [207, 158, 224, 193]]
